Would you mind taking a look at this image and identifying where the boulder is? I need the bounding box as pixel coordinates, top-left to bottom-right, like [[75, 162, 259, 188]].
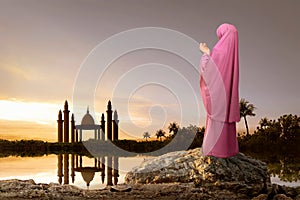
[[125, 148, 271, 197]]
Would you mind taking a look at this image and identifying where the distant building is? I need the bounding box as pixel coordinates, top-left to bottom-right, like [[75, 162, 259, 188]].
[[57, 100, 119, 143]]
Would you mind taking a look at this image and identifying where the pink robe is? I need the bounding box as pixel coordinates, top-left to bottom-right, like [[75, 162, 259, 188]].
[[200, 24, 240, 158]]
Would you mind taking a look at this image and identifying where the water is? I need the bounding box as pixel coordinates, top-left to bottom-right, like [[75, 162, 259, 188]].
[[0, 154, 299, 189], [0, 154, 146, 189]]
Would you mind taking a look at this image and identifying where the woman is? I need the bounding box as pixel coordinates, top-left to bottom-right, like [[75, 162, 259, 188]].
[[199, 23, 240, 158]]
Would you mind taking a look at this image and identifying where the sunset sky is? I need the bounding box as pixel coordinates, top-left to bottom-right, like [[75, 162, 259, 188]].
[[0, 0, 299, 141]]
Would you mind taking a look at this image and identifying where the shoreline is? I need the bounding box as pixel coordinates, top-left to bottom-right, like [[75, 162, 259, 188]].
[[1, 179, 300, 200]]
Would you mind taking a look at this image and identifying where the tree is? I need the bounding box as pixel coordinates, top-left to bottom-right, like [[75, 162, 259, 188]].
[[240, 98, 256, 136], [256, 117, 281, 145], [168, 122, 179, 136], [278, 114, 300, 143], [143, 132, 151, 141], [155, 129, 166, 141], [259, 117, 269, 130]]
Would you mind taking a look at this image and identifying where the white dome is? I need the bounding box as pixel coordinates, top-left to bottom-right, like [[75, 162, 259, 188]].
[[81, 108, 95, 125]]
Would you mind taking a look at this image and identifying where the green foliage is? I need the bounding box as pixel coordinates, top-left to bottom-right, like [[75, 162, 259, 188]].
[[239, 114, 300, 153]]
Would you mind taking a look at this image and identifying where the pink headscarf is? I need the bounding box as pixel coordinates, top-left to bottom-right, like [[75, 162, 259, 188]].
[[201, 23, 240, 122]]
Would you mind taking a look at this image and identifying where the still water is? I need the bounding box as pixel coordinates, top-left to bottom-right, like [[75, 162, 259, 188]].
[[0, 154, 299, 189], [0, 155, 145, 189]]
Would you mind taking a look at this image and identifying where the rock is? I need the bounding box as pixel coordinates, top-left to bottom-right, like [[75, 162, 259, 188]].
[[273, 194, 293, 200], [125, 148, 271, 198], [252, 194, 268, 200], [281, 185, 298, 198], [267, 184, 300, 199], [0, 179, 299, 200]]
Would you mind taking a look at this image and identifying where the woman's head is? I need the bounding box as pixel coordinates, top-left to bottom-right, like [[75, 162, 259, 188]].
[[216, 23, 238, 39]]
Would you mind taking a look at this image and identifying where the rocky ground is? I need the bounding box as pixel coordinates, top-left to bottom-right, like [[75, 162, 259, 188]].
[[0, 179, 299, 200], [0, 148, 299, 199]]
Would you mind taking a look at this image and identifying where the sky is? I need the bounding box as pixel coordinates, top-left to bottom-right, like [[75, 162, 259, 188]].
[[0, 0, 299, 141]]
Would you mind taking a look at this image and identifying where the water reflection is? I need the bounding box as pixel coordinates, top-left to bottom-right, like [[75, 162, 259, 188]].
[[57, 154, 119, 189], [244, 151, 300, 183], [0, 151, 299, 187]]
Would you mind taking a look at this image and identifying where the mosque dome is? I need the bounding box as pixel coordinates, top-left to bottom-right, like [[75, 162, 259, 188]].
[[81, 107, 95, 125]]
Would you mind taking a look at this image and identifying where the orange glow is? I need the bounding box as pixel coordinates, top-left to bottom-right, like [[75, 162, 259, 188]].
[[0, 119, 56, 141], [0, 99, 251, 141], [0, 99, 61, 124], [0, 99, 138, 141]]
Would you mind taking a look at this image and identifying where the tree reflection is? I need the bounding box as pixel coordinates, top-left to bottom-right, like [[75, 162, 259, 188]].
[[244, 151, 300, 182]]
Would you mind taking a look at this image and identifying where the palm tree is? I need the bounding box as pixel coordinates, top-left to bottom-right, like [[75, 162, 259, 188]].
[[156, 129, 166, 141], [143, 131, 151, 141], [259, 117, 269, 129], [240, 98, 256, 136], [168, 122, 179, 136]]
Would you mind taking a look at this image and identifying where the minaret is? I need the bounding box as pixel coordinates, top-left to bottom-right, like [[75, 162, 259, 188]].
[[106, 101, 112, 141], [101, 113, 105, 140], [113, 110, 119, 141], [57, 110, 63, 142], [71, 114, 75, 143], [75, 129, 78, 143], [63, 100, 70, 143]]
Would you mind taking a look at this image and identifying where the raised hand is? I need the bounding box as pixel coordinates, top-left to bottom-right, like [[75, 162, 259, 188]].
[[199, 43, 210, 55]]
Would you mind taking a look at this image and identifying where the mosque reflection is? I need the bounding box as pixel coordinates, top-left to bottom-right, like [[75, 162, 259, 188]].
[[57, 154, 119, 189]]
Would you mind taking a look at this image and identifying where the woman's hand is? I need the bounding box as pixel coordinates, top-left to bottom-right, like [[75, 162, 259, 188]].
[[199, 43, 210, 55]]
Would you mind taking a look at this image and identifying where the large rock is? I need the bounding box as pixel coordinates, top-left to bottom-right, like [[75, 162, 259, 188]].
[[125, 148, 271, 197]]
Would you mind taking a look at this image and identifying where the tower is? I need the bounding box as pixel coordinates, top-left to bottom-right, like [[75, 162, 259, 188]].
[[75, 129, 78, 142], [113, 110, 119, 141], [101, 113, 105, 140], [106, 100, 112, 141], [71, 114, 75, 143], [57, 110, 63, 142], [63, 100, 70, 143]]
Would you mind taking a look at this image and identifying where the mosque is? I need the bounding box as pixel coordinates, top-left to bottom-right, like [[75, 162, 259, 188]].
[[56, 100, 120, 188], [57, 100, 119, 142]]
